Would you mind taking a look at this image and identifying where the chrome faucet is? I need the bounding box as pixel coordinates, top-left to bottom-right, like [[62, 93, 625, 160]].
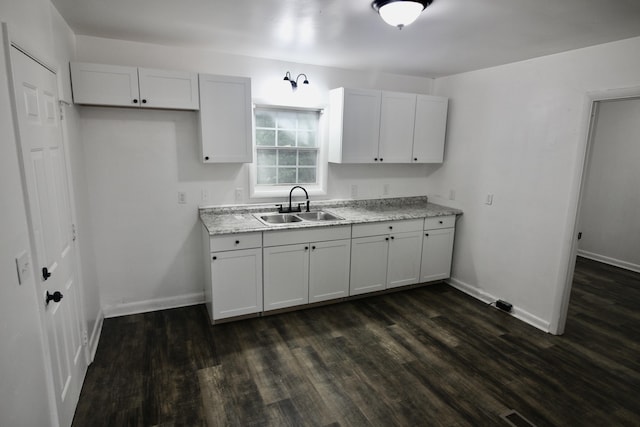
[[277, 185, 310, 213]]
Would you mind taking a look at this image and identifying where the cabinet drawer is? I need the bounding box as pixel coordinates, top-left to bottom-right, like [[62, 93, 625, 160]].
[[263, 225, 351, 247], [352, 219, 423, 238], [424, 215, 456, 230], [210, 232, 262, 252]]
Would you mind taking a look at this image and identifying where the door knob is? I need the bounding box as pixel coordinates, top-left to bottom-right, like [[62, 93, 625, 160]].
[[46, 291, 63, 305], [42, 267, 52, 281]]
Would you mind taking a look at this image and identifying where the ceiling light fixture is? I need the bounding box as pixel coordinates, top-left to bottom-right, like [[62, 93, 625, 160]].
[[372, 0, 433, 30], [283, 71, 309, 91]]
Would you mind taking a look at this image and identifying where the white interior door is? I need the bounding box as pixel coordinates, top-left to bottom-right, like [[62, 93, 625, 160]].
[[10, 46, 87, 427]]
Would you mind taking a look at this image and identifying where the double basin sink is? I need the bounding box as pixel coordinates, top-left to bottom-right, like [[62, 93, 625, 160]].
[[254, 210, 343, 226]]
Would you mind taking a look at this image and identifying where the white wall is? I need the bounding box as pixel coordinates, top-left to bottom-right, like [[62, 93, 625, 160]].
[[578, 98, 640, 272], [429, 36, 640, 331], [74, 36, 437, 314]]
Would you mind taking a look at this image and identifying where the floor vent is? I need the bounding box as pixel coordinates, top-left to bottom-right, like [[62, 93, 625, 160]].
[[501, 410, 537, 427]]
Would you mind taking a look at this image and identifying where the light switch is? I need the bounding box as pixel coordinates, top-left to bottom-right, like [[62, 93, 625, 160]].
[[485, 194, 494, 205], [15, 251, 31, 285]]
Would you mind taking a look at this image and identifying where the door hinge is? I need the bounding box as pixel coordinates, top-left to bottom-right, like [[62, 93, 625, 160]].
[[577, 232, 582, 240], [72, 224, 77, 241], [82, 329, 89, 346]]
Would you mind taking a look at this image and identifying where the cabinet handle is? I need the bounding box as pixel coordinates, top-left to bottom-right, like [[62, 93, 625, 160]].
[[439, 220, 443, 224], [380, 158, 384, 161], [374, 158, 378, 161], [212, 256, 217, 260], [305, 246, 309, 250], [425, 233, 429, 237], [133, 99, 138, 104], [235, 240, 240, 244], [391, 236, 395, 240], [414, 158, 418, 161], [385, 237, 389, 241], [142, 99, 147, 104], [204, 156, 210, 161], [389, 226, 393, 230], [312, 246, 316, 250]]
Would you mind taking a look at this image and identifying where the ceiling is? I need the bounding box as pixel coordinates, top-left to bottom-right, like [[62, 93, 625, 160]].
[[50, 0, 640, 78]]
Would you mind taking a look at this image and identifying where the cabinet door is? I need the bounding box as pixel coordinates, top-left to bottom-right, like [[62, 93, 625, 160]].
[[198, 74, 252, 163], [379, 91, 416, 163], [210, 248, 263, 320], [420, 228, 455, 282], [70, 62, 139, 107], [341, 88, 381, 163], [387, 231, 423, 289], [309, 239, 351, 303], [263, 244, 309, 310], [350, 235, 388, 296], [138, 68, 199, 110], [412, 95, 448, 163]]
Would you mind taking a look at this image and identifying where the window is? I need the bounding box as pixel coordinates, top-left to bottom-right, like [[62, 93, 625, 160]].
[[255, 108, 319, 186]]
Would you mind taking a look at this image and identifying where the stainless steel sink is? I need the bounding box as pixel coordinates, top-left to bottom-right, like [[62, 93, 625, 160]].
[[258, 213, 303, 224], [254, 210, 344, 226], [296, 211, 343, 221]]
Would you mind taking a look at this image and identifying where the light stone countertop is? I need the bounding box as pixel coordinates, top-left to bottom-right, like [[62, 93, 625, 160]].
[[200, 196, 462, 236]]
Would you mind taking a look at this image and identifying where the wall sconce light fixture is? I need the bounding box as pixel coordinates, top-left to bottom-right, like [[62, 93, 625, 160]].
[[372, 0, 433, 29], [283, 71, 309, 91]]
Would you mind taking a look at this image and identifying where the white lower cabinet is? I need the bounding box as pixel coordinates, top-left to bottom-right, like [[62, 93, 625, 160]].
[[350, 219, 423, 296], [203, 227, 263, 322], [420, 216, 456, 282], [263, 226, 351, 311]]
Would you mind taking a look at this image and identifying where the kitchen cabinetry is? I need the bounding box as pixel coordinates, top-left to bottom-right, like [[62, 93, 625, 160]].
[[328, 87, 448, 164], [350, 219, 423, 295], [70, 62, 199, 109], [198, 74, 253, 163], [420, 216, 456, 282], [263, 226, 351, 311], [203, 228, 263, 322]]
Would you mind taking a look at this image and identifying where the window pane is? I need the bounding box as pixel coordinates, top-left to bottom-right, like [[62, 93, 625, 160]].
[[297, 112, 317, 130], [257, 149, 276, 166], [298, 168, 316, 184], [257, 167, 277, 184], [298, 151, 317, 166], [297, 131, 316, 147], [278, 168, 297, 184], [277, 111, 297, 129], [256, 129, 275, 146], [278, 149, 297, 166], [277, 130, 296, 147], [256, 111, 276, 128]]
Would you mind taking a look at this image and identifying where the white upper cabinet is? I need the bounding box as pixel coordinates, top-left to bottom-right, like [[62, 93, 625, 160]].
[[379, 91, 417, 163], [413, 95, 449, 163], [198, 74, 253, 163], [70, 62, 199, 110], [329, 87, 381, 163], [329, 87, 448, 164]]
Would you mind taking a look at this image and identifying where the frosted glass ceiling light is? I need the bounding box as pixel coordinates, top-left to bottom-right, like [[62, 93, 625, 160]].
[[372, 0, 433, 29]]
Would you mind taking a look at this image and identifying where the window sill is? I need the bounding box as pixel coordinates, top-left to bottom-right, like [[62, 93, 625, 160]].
[[250, 184, 327, 200]]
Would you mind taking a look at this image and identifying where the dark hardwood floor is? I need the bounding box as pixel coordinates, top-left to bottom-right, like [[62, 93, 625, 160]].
[[72, 257, 640, 426]]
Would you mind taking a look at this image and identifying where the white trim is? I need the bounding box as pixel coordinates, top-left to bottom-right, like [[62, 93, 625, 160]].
[[447, 277, 551, 333], [550, 85, 640, 335], [577, 250, 640, 274], [102, 292, 205, 318], [88, 310, 104, 363]]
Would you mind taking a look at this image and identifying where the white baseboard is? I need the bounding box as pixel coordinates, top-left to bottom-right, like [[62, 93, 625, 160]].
[[446, 277, 551, 333], [88, 310, 104, 363], [102, 292, 205, 318], [577, 250, 640, 273]]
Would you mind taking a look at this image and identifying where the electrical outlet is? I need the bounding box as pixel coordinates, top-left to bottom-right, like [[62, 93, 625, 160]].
[[235, 188, 243, 204], [178, 191, 187, 204], [383, 183, 390, 196], [449, 189, 456, 200], [201, 189, 209, 203], [351, 184, 358, 199]]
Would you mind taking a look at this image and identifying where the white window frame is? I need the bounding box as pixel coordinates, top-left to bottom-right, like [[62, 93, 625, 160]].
[[249, 105, 328, 199]]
